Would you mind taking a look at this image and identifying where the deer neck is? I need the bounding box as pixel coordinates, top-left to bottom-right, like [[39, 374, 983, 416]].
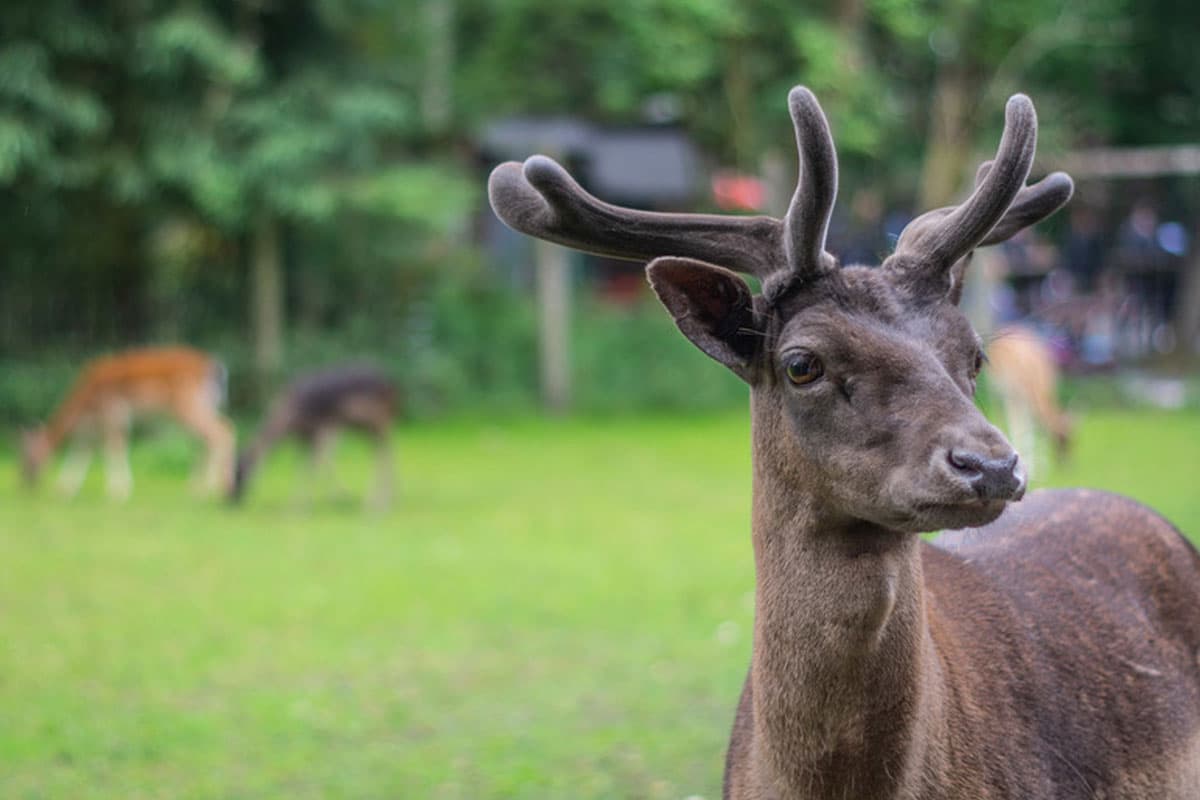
[[43, 406, 81, 452], [746, 414, 946, 797]]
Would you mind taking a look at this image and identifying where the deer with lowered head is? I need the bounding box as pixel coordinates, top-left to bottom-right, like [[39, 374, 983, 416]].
[[489, 88, 1200, 799], [21, 346, 235, 499], [230, 365, 398, 509]]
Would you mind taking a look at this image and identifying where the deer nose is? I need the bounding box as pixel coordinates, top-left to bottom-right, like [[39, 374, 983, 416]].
[[947, 449, 1026, 500]]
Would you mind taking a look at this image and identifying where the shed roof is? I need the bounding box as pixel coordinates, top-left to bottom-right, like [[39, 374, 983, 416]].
[[480, 117, 701, 206]]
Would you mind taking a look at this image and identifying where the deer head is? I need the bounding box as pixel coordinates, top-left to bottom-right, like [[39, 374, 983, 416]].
[[489, 88, 1072, 534]]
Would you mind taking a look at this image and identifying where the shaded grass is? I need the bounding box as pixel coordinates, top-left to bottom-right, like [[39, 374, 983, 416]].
[[0, 409, 1197, 799]]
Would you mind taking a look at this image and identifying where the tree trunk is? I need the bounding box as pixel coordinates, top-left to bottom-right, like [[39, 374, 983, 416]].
[[251, 213, 284, 394], [723, 35, 754, 170], [918, 65, 976, 209], [535, 239, 571, 413], [421, 0, 454, 135]]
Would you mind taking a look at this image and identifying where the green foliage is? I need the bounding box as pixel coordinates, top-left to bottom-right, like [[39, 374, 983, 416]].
[[572, 299, 748, 414], [137, 22, 418, 229], [409, 266, 540, 415], [0, 40, 108, 185], [0, 0, 475, 375], [0, 355, 84, 429], [137, 8, 262, 87], [786, 18, 890, 158], [190, 255, 542, 422], [343, 162, 477, 234], [1, 0, 1196, 420]]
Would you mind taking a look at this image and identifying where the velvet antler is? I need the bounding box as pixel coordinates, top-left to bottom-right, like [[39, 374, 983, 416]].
[[488, 156, 783, 276], [489, 89, 1071, 307], [974, 160, 1074, 247], [763, 86, 839, 300], [487, 87, 840, 288], [883, 95, 1045, 296]]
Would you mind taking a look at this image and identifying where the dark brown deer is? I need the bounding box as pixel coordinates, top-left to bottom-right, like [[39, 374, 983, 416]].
[[230, 365, 398, 509], [489, 88, 1200, 798]]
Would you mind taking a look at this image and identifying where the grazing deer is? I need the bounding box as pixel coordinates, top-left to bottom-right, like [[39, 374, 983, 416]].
[[20, 346, 235, 499], [230, 365, 398, 509], [489, 89, 1200, 798], [985, 324, 1073, 475]]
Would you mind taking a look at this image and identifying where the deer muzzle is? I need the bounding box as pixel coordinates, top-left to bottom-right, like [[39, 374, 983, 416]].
[[947, 448, 1026, 501]]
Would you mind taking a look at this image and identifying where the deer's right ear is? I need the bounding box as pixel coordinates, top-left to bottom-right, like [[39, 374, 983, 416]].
[[647, 257, 761, 382]]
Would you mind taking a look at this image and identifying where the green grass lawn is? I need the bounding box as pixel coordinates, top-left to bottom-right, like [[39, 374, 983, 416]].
[[1, 409, 1197, 799]]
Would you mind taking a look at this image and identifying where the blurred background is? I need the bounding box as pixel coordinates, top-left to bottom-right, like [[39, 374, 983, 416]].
[[1, 1, 1198, 798], [1, 0, 1198, 419]]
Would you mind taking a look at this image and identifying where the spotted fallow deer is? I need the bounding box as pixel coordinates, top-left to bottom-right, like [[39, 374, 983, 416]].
[[489, 89, 1200, 798], [20, 346, 235, 499]]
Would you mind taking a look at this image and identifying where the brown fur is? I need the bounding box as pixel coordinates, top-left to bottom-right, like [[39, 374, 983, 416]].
[[725, 487, 1200, 799], [21, 346, 234, 498], [487, 87, 1200, 799]]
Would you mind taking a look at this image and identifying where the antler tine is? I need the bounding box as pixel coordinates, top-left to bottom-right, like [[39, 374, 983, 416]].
[[783, 87, 839, 276], [885, 94, 1039, 280], [973, 160, 1074, 246], [488, 155, 783, 278]]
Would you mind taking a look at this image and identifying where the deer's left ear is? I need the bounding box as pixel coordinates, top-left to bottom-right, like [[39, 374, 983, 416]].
[[647, 257, 761, 382]]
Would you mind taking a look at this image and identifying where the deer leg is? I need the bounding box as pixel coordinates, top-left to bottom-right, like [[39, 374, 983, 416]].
[[288, 444, 313, 510], [284, 437, 311, 511], [57, 434, 94, 497], [208, 416, 236, 495], [176, 401, 236, 496], [310, 426, 341, 499], [100, 404, 133, 501], [287, 427, 334, 510], [367, 426, 395, 512]]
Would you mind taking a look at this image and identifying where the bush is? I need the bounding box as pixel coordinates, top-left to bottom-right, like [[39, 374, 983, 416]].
[[7, 266, 1199, 435], [572, 297, 747, 414], [0, 354, 87, 430]]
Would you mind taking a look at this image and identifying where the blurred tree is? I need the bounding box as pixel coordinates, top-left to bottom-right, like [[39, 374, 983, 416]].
[[454, 0, 891, 169], [135, 1, 469, 389], [865, 0, 1135, 207], [1, 0, 1197, 422], [0, 0, 474, 390]]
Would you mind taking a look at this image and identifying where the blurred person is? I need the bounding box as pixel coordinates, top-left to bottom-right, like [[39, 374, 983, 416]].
[[1115, 200, 1181, 353], [1063, 205, 1105, 293], [836, 188, 888, 266], [995, 227, 1059, 317], [1116, 200, 1162, 261]]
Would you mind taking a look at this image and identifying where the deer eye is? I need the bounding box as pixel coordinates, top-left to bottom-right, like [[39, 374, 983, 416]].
[[785, 353, 824, 386], [972, 349, 986, 376]]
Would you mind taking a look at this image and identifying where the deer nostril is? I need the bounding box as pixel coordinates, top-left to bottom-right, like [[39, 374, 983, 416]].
[[948, 449, 1023, 499], [948, 449, 985, 474]]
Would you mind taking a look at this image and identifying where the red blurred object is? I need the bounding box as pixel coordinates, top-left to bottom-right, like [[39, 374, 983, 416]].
[[712, 171, 766, 211]]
